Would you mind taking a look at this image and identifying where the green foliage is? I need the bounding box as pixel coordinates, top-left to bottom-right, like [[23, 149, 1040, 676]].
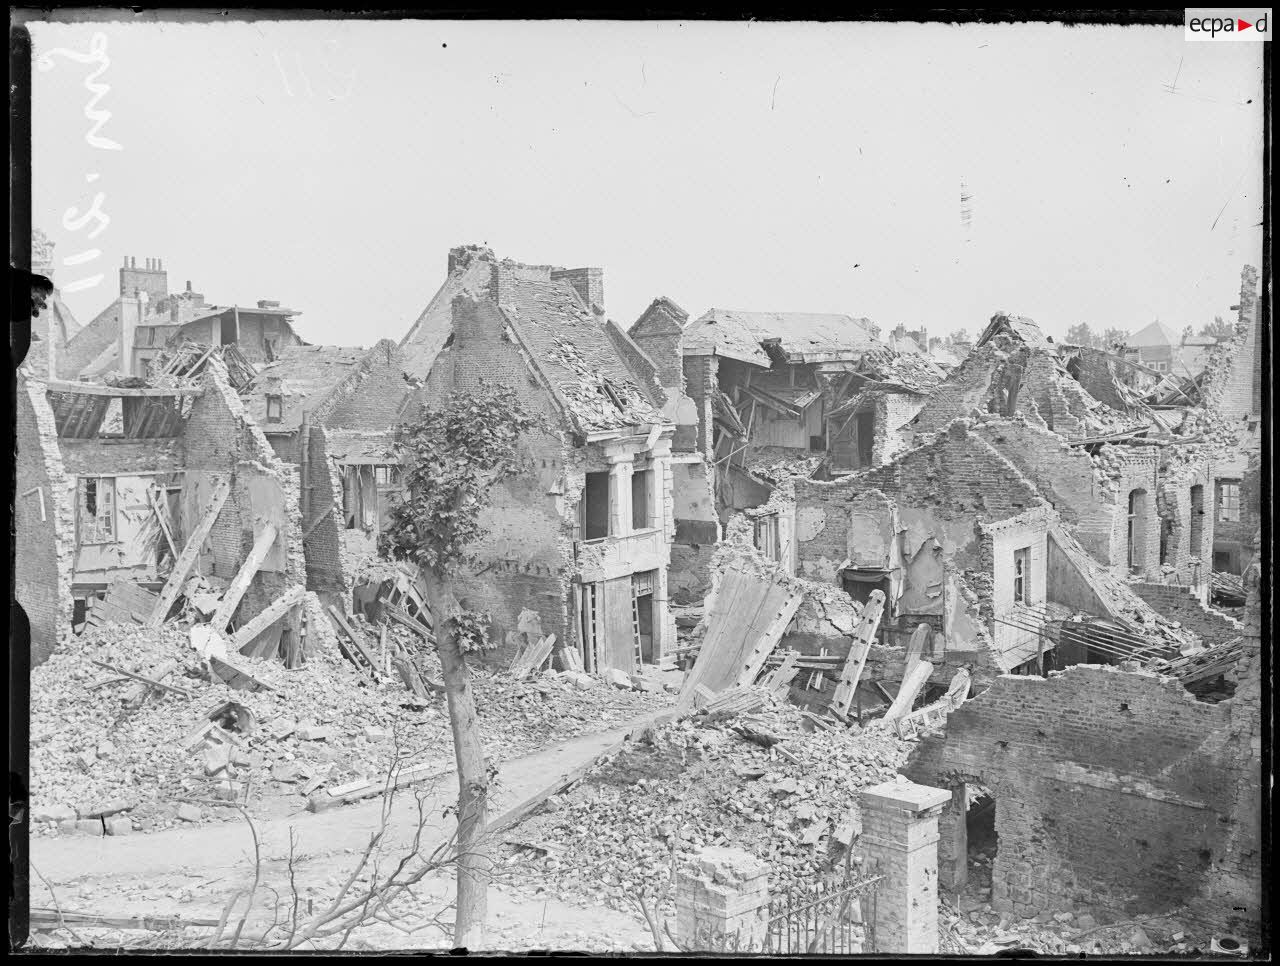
[[448, 607, 492, 655], [1065, 322, 1094, 347], [378, 380, 545, 576], [1200, 315, 1234, 339]]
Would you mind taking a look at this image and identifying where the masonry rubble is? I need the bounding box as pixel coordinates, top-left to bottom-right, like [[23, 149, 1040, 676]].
[[18, 245, 1264, 954]]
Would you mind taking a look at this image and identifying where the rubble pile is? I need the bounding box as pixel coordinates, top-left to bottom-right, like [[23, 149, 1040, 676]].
[[30, 617, 673, 836], [940, 887, 1209, 957], [501, 693, 910, 915]]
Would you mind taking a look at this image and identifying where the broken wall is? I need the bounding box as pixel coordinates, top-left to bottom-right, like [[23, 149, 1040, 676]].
[[670, 456, 720, 604], [1128, 583, 1244, 647], [871, 390, 926, 467], [904, 662, 1261, 939], [15, 378, 76, 663], [421, 296, 576, 667], [183, 359, 305, 642]]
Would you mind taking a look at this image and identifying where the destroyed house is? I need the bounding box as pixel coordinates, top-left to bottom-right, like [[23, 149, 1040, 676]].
[[679, 308, 944, 511], [401, 246, 678, 674], [241, 339, 414, 597], [903, 557, 1263, 943], [57, 254, 305, 381], [908, 312, 1145, 446], [15, 357, 307, 664], [784, 419, 1202, 698]]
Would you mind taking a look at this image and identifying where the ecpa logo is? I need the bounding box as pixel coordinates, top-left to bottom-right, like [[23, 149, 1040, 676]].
[[1185, 8, 1271, 40]]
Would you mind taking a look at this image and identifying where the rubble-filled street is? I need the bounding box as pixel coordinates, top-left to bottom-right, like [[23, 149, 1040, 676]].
[[14, 13, 1267, 959]]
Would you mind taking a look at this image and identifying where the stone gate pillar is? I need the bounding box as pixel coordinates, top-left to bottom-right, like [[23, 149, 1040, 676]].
[[859, 780, 951, 954], [675, 846, 771, 951]]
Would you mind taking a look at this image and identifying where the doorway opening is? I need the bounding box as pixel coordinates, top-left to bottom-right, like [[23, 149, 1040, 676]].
[[965, 785, 998, 898]]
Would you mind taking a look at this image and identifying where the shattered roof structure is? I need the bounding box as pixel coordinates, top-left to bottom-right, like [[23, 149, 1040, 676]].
[[974, 312, 1053, 351], [911, 313, 1143, 441], [401, 246, 665, 437], [497, 275, 664, 434], [682, 309, 880, 366], [245, 344, 367, 431]]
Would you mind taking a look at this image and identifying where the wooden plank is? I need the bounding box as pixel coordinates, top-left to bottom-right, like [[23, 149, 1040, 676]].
[[148, 479, 231, 626], [229, 585, 306, 651], [148, 485, 179, 564], [514, 635, 556, 680], [734, 590, 802, 688], [29, 908, 221, 931], [903, 621, 931, 666], [307, 756, 455, 812], [327, 605, 380, 673], [90, 660, 192, 699], [46, 379, 205, 397], [209, 523, 279, 633], [385, 604, 433, 640], [675, 563, 762, 712], [828, 590, 886, 718], [882, 658, 934, 724], [208, 655, 276, 693]]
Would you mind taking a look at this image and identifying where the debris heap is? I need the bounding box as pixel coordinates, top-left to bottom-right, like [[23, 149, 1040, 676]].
[[30, 609, 673, 835], [500, 691, 911, 915]]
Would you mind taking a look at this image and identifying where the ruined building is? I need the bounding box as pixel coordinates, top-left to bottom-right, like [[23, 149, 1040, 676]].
[[15, 356, 306, 663], [397, 246, 678, 673], [57, 255, 305, 382]]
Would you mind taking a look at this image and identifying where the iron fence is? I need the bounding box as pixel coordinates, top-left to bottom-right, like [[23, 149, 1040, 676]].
[[764, 870, 881, 954]]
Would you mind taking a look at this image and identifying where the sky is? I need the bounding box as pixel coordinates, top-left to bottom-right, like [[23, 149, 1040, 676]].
[[27, 17, 1265, 348]]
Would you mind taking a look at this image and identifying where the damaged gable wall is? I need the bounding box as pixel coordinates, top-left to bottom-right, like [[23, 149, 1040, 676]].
[[791, 420, 1044, 684], [903, 656, 1262, 939], [183, 359, 306, 639], [15, 378, 76, 663], [420, 295, 577, 666]]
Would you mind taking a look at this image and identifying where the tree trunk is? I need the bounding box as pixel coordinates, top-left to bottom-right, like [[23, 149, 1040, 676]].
[[425, 575, 490, 950]]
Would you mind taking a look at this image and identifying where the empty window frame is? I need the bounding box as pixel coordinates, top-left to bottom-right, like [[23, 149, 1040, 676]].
[[1012, 547, 1031, 605], [581, 471, 610, 540], [77, 477, 117, 543], [1217, 480, 1241, 523], [631, 467, 653, 530], [265, 394, 283, 423]]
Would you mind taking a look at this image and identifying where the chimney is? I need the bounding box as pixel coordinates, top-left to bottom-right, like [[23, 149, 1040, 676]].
[[551, 267, 605, 313], [186, 280, 193, 293], [119, 294, 143, 376]]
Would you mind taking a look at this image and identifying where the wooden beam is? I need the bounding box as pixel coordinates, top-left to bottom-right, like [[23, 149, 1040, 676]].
[[46, 379, 204, 398], [90, 660, 192, 699], [327, 604, 380, 673], [146, 487, 179, 563], [229, 585, 305, 651], [147, 479, 231, 626], [209, 523, 279, 633]]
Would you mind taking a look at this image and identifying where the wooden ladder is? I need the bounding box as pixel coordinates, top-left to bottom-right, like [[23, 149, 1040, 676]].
[[147, 478, 231, 626], [631, 590, 643, 672]]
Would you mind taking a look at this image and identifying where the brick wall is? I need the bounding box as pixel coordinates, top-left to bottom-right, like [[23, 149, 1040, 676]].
[[316, 339, 411, 433], [301, 424, 347, 594], [58, 439, 186, 476], [1129, 583, 1244, 646], [904, 664, 1259, 933], [682, 355, 719, 458], [57, 300, 120, 379], [629, 300, 688, 393], [422, 296, 578, 665], [15, 379, 75, 663], [603, 318, 668, 408], [183, 359, 305, 640], [872, 391, 926, 466]]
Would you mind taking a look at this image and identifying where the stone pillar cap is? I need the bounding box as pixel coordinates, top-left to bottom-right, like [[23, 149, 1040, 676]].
[[694, 845, 769, 883], [861, 780, 951, 814]]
